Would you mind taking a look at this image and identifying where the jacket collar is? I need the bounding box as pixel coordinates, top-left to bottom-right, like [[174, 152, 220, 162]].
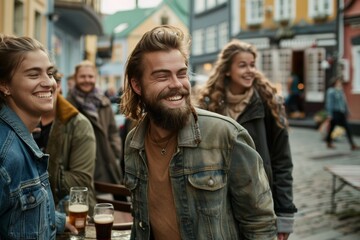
[[237, 89, 265, 123], [0, 105, 46, 159], [56, 94, 79, 124]]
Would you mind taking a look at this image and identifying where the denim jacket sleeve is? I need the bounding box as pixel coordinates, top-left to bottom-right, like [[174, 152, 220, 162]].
[[229, 128, 277, 239], [55, 211, 66, 233]]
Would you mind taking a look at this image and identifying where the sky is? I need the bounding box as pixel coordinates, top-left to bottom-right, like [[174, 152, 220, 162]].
[[101, 0, 163, 14]]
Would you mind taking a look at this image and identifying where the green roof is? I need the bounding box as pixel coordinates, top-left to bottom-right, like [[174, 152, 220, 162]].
[[102, 0, 189, 38]]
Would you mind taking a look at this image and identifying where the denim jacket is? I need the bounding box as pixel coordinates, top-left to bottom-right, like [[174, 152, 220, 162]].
[[0, 106, 65, 239], [123, 108, 277, 240]]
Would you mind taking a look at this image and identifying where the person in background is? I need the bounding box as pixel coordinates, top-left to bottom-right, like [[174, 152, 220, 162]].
[[0, 34, 77, 239], [66, 74, 75, 96], [120, 25, 277, 239], [33, 68, 97, 215], [105, 86, 119, 103], [285, 72, 304, 118], [196, 39, 297, 240], [67, 60, 122, 185], [325, 76, 359, 150]]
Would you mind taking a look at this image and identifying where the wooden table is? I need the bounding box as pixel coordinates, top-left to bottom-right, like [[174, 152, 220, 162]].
[[324, 164, 360, 213], [56, 225, 131, 240]]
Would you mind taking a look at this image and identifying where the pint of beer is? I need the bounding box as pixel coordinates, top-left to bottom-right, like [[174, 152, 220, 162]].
[[69, 187, 89, 236], [94, 203, 114, 240]]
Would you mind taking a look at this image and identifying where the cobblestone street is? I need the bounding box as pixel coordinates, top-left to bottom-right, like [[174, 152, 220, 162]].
[[289, 127, 360, 240]]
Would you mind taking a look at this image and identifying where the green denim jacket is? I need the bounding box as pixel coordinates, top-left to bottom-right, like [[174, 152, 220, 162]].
[[123, 108, 277, 240]]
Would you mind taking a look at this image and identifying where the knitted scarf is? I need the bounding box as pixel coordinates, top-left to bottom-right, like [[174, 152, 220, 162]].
[[225, 87, 254, 120], [71, 87, 102, 120]]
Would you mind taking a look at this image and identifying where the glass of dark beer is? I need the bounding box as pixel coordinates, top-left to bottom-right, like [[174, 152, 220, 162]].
[[93, 203, 114, 240], [69, 186, 89, 237]]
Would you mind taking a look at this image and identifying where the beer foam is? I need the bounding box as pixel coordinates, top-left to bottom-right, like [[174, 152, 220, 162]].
[[94, 214, 114, 224], [69, 204, 89, 213]]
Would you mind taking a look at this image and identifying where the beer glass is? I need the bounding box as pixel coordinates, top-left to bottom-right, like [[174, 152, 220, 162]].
[[93, 203, 114, 240], [69, 186, 89, 236]]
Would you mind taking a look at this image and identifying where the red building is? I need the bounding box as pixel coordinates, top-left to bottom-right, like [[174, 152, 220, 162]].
[[342, 0, 360, 126]]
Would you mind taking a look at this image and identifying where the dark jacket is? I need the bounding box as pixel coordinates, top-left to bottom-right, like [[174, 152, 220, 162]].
[[236, 90, 297, 233], [67, 93, 122, 184]]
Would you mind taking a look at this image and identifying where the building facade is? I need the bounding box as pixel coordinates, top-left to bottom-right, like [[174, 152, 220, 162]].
[[51, 0, 102, 95], [0, 0, 48, 43], [343, 0, 360, 124], [0, 0, 103, 96]]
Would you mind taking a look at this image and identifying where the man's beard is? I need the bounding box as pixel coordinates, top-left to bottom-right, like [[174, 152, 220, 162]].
[[143, 89, 192, 130]]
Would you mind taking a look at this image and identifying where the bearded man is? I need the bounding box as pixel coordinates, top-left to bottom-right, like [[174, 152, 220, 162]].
[[120, 25, 277, 240]]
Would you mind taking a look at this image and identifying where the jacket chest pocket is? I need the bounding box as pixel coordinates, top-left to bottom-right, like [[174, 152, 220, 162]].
[[8, 185, 48, 239], [188, 170, 227, 216]]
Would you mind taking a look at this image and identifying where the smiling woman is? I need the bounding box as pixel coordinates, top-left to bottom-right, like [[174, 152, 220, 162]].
[[0, 34, 77, 238]]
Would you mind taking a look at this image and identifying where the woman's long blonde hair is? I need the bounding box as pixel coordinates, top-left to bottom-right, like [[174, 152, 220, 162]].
[[195, 39, 286, 128]]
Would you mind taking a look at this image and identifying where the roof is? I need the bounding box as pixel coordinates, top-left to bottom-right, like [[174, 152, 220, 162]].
[[102, 0, 189, 38]]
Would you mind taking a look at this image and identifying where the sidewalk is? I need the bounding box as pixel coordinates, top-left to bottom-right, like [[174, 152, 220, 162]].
[[289, 127, 360, 240]]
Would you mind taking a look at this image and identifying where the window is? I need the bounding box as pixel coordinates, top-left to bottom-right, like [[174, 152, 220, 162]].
[[218, 22, 228, 50], [278, 49, 292, 96], [195, 0, 227, 13], [205, 26, 217, 53], [112, 44, 122, 63], [34, 11, 42, 40], [207, 0, 216, 9], [14, 0, 24, 36], [258, 49, 291, 95], [194, 0, 205, 13], [352, 46, 360, 93], [275, 0, 294, 22], [259, 50, 274, 83], [309, 0, 333, 18], [305, 48, 326, 102], [192, 29, 204, 56], [246, 0, 264, 25]]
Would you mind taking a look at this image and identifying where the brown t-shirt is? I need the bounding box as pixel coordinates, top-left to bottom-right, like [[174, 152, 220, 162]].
[[145, 130, 181, 240]]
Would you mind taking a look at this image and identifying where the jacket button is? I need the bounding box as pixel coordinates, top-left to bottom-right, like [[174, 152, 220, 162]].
[[27, 195, 36, 204], [208, 178, 215, 186], [51, 224, 56, 230]]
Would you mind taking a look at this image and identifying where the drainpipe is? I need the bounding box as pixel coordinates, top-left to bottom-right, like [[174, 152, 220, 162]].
[[335, 0, 357, 77]]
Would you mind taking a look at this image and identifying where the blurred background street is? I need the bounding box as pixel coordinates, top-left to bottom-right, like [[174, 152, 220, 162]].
[[289, 127, 360, 240]]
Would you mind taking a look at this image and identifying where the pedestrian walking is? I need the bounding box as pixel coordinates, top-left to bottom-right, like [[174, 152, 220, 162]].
[[120, 25, 277, 240], [325, 76, 359, 150], [195, 39, 297, 240]]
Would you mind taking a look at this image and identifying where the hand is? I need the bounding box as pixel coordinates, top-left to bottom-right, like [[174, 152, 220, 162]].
[[65, 216, 78, 235], [278, 232, 290, 240]]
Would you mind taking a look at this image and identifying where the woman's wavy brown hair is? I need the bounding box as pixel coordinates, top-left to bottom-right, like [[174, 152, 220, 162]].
[[120, 25, 190, 122], [195, 39, 286, 128]]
